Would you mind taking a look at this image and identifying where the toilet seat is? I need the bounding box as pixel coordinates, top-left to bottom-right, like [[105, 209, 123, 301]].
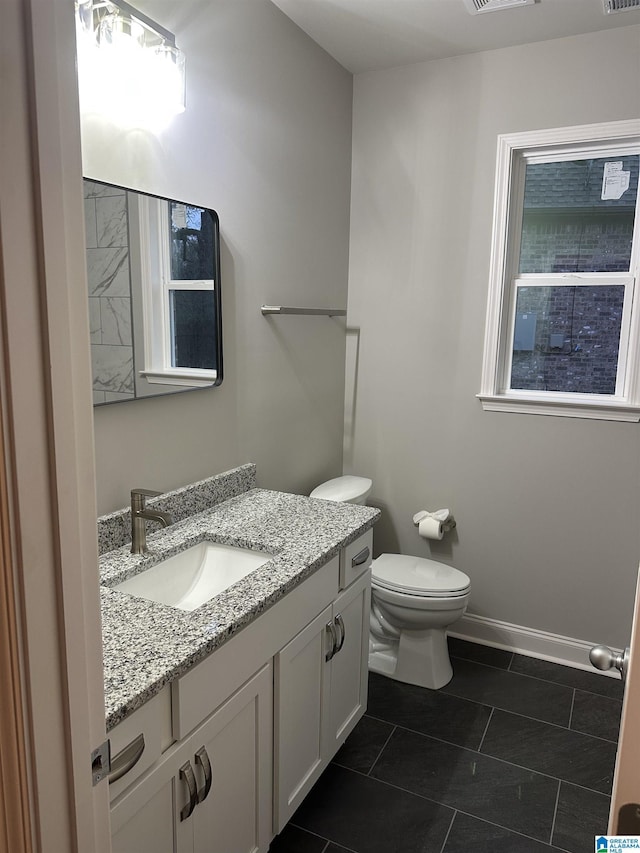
[[371, 554, 470, 598]]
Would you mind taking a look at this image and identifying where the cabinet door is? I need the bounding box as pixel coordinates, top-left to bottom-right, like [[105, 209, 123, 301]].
[[112, 779, 175, 853], [274, 605, 332, 832], [327, 570, 371, 755], [111, 745, 187, 853], [183, 663, 273, 853]]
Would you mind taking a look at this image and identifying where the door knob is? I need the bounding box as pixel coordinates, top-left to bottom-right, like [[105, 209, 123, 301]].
[[589, 644, 629, 682]]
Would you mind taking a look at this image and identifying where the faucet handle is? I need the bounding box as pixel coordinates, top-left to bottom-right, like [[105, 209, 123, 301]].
[[132, 488, 162, 498], [131, 488, 162, 512]]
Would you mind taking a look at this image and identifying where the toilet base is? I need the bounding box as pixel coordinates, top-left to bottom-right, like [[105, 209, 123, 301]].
[[368, 627, 453, 690]]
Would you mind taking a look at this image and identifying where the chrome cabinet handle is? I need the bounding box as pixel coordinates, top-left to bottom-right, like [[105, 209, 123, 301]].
[[326, 620, 337, 661], [109, 733, 145, 784], [195, 746, 212, 803], [334, 614, 346, 654], [351, 546, 370, 568], [179, 761, 198, 821]]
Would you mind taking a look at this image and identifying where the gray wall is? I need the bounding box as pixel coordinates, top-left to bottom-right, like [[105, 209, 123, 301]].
[[346, 26, 640, 649], [82, 0, 353, 514]]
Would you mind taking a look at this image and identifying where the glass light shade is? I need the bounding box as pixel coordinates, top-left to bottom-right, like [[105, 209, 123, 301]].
[[75, 2, 186, 129]]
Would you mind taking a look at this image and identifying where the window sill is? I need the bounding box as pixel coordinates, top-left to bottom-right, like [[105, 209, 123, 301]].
[[477, 393, 640, 422], [140, 369, 217, 388]]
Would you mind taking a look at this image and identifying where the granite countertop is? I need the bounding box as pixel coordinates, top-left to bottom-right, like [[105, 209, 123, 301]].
[[101, 487, 379, 730]]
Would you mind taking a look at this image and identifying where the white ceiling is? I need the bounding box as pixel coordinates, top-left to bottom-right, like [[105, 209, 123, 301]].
[[270, 0, 640, 74]]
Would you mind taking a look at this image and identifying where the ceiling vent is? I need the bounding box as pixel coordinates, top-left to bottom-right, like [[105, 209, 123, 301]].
[[603, 0, 640, 13], [462, 0, 535, 14]]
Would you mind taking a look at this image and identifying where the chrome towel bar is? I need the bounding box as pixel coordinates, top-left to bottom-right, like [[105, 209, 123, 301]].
[[261, 305, 346, 317]]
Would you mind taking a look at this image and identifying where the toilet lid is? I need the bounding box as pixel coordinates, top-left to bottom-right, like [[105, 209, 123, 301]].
[[372, 554, 470, 597], [310, 476, 372, 503]]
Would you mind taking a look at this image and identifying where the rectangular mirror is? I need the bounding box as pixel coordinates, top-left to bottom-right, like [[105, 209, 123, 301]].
[[84, 178, 223, 405]]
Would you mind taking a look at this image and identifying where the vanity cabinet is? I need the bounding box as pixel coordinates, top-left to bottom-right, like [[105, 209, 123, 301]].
[[274, 568, 370, 831], [108, 527, 373, 851], [111, 664, 272, 853]]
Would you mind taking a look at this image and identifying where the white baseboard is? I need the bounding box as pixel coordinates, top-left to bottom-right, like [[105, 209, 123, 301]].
[[448, 613, 622, 679]]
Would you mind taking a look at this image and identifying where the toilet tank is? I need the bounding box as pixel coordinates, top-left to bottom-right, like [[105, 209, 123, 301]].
[[310, 475, 372, 505]]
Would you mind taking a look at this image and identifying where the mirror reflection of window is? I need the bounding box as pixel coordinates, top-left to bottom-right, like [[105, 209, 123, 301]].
[[170, 204, 212, 279], [167, 202, 217, 373], [83, 178, 222, 406], [169, 290, 217, 370]]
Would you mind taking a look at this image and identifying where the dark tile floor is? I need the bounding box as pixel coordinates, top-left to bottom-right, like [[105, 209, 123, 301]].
[[269, 637, 623, 853]]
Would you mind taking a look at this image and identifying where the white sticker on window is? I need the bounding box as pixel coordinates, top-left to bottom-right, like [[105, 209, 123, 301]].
[[602, 161, 631, 200]]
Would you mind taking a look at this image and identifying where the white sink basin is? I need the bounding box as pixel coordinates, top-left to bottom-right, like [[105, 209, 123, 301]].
[[114, 541, 274, 612]]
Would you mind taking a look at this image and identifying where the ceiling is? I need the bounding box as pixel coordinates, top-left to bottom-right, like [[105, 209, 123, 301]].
[[269, 0, 640, 74]]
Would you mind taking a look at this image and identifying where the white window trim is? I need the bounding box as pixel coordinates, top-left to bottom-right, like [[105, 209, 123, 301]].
[[478, 119, 640, 421], [136, 196, 217, 386], [138, 368, 216, 387]]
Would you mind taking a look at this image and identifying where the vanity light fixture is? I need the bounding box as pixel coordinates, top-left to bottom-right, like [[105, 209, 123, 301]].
[[75, 0, 186, 128]]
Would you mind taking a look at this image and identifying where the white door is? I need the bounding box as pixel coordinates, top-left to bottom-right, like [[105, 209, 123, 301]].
[[607, 566, 640, 834], [0, 0, 111, 850]]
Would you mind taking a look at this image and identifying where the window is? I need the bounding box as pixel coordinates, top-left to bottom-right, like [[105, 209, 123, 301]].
[[135, 196, 219, 387], [479, 120, 640, 421]]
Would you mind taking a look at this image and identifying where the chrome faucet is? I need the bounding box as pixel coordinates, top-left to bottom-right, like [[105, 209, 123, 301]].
[[131, 488, 174, 555]]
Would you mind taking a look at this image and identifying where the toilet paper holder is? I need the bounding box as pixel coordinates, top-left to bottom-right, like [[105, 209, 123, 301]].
[[413, 509, 457, 533]]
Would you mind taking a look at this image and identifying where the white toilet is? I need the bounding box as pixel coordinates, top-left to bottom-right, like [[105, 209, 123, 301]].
[[310, 475, 470, 690]]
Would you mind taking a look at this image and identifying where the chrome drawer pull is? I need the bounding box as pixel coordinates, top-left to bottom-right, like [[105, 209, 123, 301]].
[[334, 614, 345, 654], [109, 733, 145, 784], [179, 761, 198, 821], [326, 620, 337, 661], [195, 746, 212, 803], [351, 546, 370, 568]]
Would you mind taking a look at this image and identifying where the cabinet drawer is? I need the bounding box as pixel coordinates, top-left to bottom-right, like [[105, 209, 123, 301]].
[[339, 529, 373, 590], [109, 686, 173, 801]]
